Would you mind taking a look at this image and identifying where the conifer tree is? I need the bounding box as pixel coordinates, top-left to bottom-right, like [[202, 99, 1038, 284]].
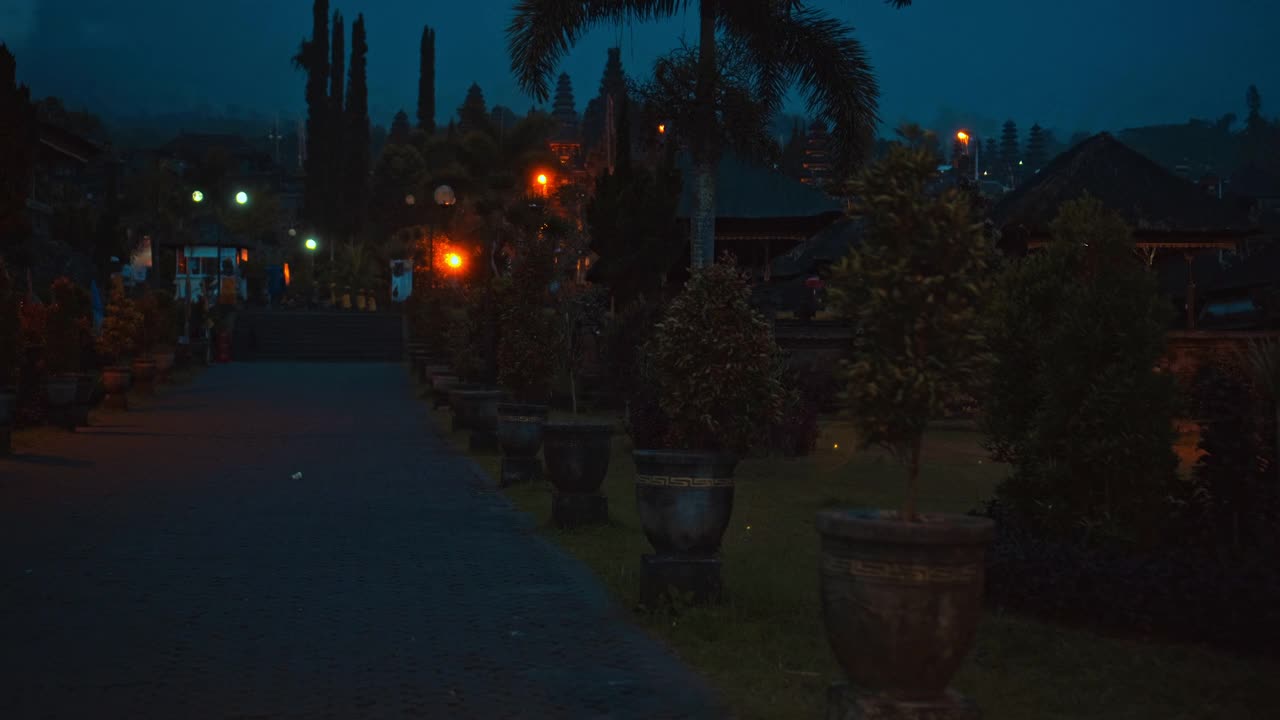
[[297, 0, 329, 231], [1000, 120, 1019, 172], [418, 26, 436, 133], [457, 83, 491, 135], [345, 14, 371, 238], [1025, 123, 1047, 174]]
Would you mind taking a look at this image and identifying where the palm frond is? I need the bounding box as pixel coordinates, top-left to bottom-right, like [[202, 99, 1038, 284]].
[[772, 7, 881, 169], [507, 0, 687, 102]]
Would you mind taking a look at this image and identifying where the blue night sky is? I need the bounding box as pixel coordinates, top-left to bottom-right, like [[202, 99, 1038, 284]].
[[3, 0, 1278, 137]]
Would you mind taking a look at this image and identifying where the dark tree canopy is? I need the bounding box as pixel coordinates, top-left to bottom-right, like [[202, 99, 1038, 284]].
[[389, 109, 412, 145], [458, 83, 492, 136], [344, 13, 371, 238], [0, 44, 37, 264]]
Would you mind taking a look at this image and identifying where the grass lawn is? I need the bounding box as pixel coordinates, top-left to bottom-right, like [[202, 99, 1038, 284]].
[[433, 402, 1278, 720]]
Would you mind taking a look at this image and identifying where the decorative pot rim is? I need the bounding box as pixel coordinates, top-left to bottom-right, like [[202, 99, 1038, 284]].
[[544, 420, 615, 434], [632, 449, 739, 465], [816, 509, 994, 545], [498, 402, 549, 416]]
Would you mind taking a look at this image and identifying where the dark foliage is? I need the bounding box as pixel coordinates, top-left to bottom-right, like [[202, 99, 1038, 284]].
[[1169, 363, 1280, 553], [977, 498, 1280, 657], [46, 277, 91, 375], [344, 14, 371, 239], [0, 45, 37, 267], [0, 258, 19, 387], [770, 390, 820, 458], [601, 296, 663, 406]]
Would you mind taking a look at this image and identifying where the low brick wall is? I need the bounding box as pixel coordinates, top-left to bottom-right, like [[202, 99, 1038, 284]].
[[1163, 330, 1280, 386]]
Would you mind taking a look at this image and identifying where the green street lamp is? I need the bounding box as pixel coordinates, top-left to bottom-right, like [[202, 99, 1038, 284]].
[[191, 190, 204, 203], [305, 237, 318, 251], [235, 191, 249, 205]]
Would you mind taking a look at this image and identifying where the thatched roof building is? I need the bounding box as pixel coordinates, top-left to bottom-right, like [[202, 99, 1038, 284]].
[[991, 132, 1257, 254]]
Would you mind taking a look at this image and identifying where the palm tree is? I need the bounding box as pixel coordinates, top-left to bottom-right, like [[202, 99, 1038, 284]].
[[508, 0, 913, 268]]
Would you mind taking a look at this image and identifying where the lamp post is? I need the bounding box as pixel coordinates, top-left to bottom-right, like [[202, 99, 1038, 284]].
[[191, 188, 251, 308], [956, 130, 979, 182], [304, 237, 319, 307]]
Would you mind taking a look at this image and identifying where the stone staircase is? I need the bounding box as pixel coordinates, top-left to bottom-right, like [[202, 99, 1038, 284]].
[[232, 310, 405, 362]]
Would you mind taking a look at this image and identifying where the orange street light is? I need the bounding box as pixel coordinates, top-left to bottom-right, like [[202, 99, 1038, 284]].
[[658, 124, 666, 134], [956, 130, 970, 144], [445, 252, 463, 270], [536, 173, 549, 186]]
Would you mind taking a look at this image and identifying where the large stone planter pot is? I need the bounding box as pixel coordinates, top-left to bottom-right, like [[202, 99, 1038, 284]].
[[497, 403, 548, 486], [131, 357, 157, 396], [543, 421, 614, 528], [459, 390, 505, 453], [447, 383, 485, 430], [72, 373, 96, 428], [101, 366, 132, 410], [0, 391, 15, 456], [45, 375, 79, 431], [431, 373, 460, 409], [152, 349, 176, 381], [816, 510, 993, 716], [633, 450, 737, 606]]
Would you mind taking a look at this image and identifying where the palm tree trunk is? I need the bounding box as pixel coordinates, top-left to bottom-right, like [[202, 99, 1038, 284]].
[[690, 0, 719, 269]]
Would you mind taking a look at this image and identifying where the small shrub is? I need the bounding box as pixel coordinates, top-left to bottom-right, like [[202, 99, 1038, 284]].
[[497, 235, 558, 403], [602, 295, 664, 405], [97, 283, 143, 365], [645, 257, 785, 453], [770, 391, 820, 458], [17, 299, 49, 425]]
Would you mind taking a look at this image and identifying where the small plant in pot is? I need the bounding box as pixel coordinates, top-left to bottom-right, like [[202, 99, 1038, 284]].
[[0, 260, 20, 454], [635, 257, 786, 606], [448, 281, 505, 442], [821, 146, 995, 717], [97, 283, 143, 410], [46, 277, 92, 430], [495, 231, 559, 485]]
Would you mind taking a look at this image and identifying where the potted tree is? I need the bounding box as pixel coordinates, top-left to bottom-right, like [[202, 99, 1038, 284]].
[[820, 147, 994, 717], [148, 289, 178, 382], [187, 300, 209, 366], [496, 233, 558, 485], [131, 291, 159, 394], [541, 281, 614, 528], [97, 283, 143, 410], [634, 258, 785, 605], [455, 278, 508, 452], [0, 260, 19, 454], [45, 277, 90, 430]]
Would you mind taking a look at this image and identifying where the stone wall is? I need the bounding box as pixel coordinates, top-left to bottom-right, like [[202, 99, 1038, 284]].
[[1163, 330, 1280, 386]]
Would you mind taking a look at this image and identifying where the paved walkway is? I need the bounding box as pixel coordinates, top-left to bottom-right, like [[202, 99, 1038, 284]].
[[0, 364, 727, 719]]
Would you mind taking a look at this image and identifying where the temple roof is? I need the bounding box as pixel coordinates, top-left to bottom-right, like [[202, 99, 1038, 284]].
[[770, 217, 864, 278], [991, 132, 1257, 237], [676, 153, 843, 221]]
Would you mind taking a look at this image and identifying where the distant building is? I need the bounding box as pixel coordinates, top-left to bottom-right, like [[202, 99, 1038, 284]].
[[800, 120, 833, 187]]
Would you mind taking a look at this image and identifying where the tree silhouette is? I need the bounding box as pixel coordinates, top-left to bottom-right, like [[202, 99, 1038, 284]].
[[999, 119, 1019, 179], [389, 110, 412, 145], [327, 11, 346, 238], [418, 26, 436, 133], [294, 0, 329, 233], [345, 14, 371, 239], [509, 0, 915, 268], [0, 44, 37, 265]]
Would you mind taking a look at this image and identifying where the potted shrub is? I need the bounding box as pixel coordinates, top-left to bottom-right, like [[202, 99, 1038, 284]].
[[97, 283, 143, 410], [541, 279, 614, 527], [148, 289, 178, 381], [496, 233, 558, 485], [634, 257, 786, 605], [187, 300, 209, 366], [46, 277, 91, 430], [130, 291, 159, 394], [820, 147, 994, 716], [0, 260, 19, 454], [449, 279, 505, 448]]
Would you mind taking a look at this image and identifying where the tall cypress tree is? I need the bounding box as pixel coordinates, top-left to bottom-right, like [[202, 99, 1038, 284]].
[[418, 26, 436, 133], [346, 14, 371, 238], [390, 110, 412, 145], [328, 11, 346, 237], [300, 0, 329, 231], [457, 83, 490, 136]]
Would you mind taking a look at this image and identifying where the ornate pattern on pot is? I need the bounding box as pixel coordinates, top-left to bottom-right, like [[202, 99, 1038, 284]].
[[497, 403, 548, 458], [634, 450, 738, 557], [542, 422, 614, 494], [816, 510, 993, 703]]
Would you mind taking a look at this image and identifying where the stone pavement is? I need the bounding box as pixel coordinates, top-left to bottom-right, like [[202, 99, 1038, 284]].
[[0, 363, 729, 720]]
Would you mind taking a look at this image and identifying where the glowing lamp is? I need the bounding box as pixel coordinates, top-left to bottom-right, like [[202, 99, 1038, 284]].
[[235, 191, 249, 205], [658, 124, 666, 134], [283, 263, 291, 286], [305, 238, 318, 251], [445, 253, 463, 269], [537, 173, 548, 186], [191, 190, 205, 203], [239, 249, 248, 262], [956, 131, 970, 143]]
